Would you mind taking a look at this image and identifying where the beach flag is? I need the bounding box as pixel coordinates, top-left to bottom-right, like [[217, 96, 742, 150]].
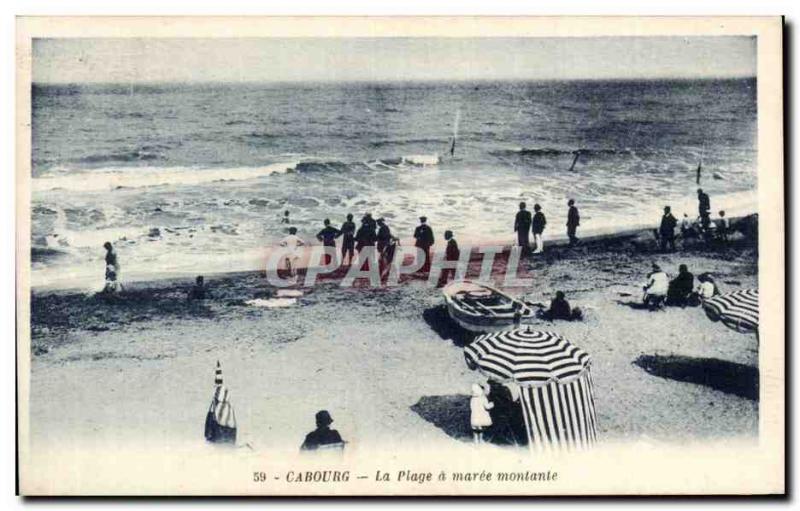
[[464, 329, 598, 453], [702, 289, 759, 334], [204, 361, 237, 444]]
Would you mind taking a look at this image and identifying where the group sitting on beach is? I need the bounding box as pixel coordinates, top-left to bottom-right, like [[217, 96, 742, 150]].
[[643, 262, 719, 311]]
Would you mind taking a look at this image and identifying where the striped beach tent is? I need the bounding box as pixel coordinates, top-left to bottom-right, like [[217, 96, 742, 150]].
[[702, 289, 759, 334], [464, 329, 597, 453], [204, 361, 237, 444]]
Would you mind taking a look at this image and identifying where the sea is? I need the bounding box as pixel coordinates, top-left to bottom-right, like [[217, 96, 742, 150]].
[[31, 78, 757, 290]]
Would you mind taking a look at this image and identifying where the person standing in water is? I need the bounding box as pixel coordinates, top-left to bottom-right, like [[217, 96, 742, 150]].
[[531, 203, 547, 254], [566, 199, 580, 246], [339, 214, 356, 266], [316, 219, 341, 266], [279, 227, 305, 277], [413, 216, 435, 273], [514, 202, 532, 255], [103, 241, 122, 292]]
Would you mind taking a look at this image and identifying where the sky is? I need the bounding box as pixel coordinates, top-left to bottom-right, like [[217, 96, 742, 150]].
[[32, 37, 757, 83]]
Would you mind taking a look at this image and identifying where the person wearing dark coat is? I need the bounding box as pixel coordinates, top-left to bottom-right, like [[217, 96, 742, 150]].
[[300, 410, 344, 451], [340, 214, 356, 265], [514, 202, 532, 254], [697, 189, 711, 237], [316, 218, 341, 266], [567, 199, 580, 246], [413, 216, 435, 273], [437, 230, 460, 287], [362, 213, 377, 234], [355, 219, 377, 252], [531, 203, 547, 254], [486, 381, 528, 446], [659, 206, 678, 252], [376, 218, 392, 254], [667, 264, 695, 307], [544, 291, 572, 320]]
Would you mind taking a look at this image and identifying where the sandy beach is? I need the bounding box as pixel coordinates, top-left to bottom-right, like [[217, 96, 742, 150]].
[[27, 220, 760, 463]]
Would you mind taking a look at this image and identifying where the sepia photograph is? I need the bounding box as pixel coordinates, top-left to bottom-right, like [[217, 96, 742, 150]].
[[15, 16, 784, 496]]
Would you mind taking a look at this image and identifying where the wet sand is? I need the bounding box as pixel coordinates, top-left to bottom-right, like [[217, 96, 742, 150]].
[[27, 223, 759, 457]]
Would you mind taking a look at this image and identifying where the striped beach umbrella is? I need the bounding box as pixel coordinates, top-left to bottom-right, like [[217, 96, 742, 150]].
[[702, 289, 759, 334], [464, 329, 597, 453]]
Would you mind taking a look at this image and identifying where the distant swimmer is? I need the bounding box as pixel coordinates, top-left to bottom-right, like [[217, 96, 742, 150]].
[[568, 151, 581, 172], [281, 209, 290, 224]]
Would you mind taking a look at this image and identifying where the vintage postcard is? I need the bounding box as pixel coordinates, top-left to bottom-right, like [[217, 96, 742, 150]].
[[16, 16, 784, 495]]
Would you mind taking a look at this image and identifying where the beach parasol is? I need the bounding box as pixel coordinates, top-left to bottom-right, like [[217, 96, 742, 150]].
[[702, 289, 759, 335], [464, 329, 597, 453]]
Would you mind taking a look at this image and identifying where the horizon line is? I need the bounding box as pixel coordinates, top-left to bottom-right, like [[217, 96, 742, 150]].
[[32, 75, 757, 86]]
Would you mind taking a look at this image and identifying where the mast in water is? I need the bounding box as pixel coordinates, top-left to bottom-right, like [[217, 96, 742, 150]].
[[449, 109, 461, 157]]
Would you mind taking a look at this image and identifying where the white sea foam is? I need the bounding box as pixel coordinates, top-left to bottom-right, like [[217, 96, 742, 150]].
[[32, 162, 301, 193]]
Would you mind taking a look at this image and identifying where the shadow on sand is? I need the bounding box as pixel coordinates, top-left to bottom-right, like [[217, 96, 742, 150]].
[[422, 305, 476, 347], [410, 394, 473, 442], [616, 299, 655, 311], [634, 354, 759, 401]]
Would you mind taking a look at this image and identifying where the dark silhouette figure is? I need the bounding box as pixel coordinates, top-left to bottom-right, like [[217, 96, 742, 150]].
[[537, 290, 578, 321], [567, 199, 580, 245], [188, 275, 206, 300], [667, 264, 695, 307], [659, 206, 678, 252], [300, 410, 344, 451], [437, 230, 460, 288], [697, 189, 711, 237], [514, 202, 532, 254], [355, 218, 377, 253], [486, 381, 528, 446], [316, 218, 341, 266], [414, 216, 435, 273], [340, 214, 356, 265]]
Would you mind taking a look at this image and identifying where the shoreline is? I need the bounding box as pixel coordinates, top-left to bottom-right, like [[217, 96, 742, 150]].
[[30, 211, 758, 295]]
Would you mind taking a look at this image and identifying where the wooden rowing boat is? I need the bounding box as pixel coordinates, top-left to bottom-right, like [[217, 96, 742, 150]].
[[442, 281, 535, 333]]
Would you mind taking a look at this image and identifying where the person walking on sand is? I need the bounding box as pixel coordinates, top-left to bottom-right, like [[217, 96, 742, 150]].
[[279, 227, 305, 277], [643, 263, 669, 310], [437, 230, 461, 288], [659, 206, 678, 252], [300, 410, 344, 451], [316, 218, 341, 266], [531, 203, 547, 254], [340, 214, 356, 266], [470, 383, 494, 444], [566, 199, 580, 246], [514, 202, 532, 255], [413, 216, 435, 273]]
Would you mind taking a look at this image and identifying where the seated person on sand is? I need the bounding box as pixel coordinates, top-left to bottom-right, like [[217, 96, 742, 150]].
[[300, 410, 344, 451], [666, 264, 694, 307], [188, 275, 207, 300], [688, 273, 719, 306], [536, 291, 583, 321], [102, 264, 123, 294], [642, 263, 668, 310]]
